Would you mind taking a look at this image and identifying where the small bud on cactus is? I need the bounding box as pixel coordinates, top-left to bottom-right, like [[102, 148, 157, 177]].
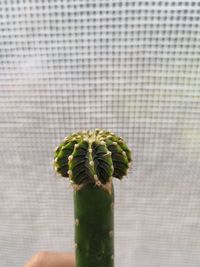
[[54, 129, 132, 267]]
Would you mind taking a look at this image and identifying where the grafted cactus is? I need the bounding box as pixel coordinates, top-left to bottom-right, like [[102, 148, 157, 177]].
[[53, 128, 132, 267]]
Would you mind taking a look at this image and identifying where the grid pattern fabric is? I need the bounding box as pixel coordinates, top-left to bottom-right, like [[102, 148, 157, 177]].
[[1, 1, 200, 266]]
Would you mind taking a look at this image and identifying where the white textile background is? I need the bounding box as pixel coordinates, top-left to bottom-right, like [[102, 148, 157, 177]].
[[1, 1, 200, 266]]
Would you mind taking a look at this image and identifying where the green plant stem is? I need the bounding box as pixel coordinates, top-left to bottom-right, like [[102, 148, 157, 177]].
[[74, 182, 114, 267]]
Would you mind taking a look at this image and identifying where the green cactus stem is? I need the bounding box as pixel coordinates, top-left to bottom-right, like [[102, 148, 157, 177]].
[[53, 128, 132, 267]]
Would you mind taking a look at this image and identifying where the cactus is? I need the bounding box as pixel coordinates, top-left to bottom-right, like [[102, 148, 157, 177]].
[[53, 128, 132, 267]]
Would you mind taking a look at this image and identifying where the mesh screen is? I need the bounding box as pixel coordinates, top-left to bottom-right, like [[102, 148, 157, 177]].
[[1, 1, 200, 266]]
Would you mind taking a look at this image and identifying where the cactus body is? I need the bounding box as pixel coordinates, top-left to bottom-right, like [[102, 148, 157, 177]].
[[54, 129, 132, 267], [74, 182, 114, 267]]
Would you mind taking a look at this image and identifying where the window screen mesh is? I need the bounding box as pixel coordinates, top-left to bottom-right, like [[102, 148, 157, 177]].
[[1, 1, 200, 266]]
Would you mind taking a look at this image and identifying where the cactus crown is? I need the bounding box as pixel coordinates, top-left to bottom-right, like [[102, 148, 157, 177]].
[[54, 128, 132, 189]]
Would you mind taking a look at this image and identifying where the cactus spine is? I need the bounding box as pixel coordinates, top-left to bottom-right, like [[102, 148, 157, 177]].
[[54, 129, 132, 267]]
